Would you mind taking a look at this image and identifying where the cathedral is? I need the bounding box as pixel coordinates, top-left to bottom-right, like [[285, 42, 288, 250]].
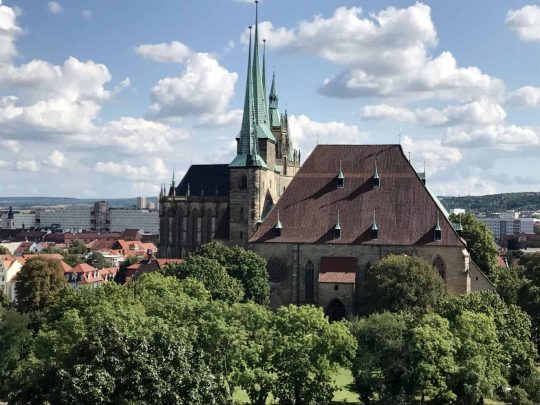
[[158, 4, 300, 258], [159, 3, 494, 318]]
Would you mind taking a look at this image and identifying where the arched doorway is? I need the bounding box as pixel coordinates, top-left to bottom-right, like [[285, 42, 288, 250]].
[[326, 299, 346, 322]]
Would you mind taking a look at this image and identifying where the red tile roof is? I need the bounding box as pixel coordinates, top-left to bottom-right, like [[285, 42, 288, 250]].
[[68, 263, 97, 273], [318, 272, 356, 284], [23, 253, 64, 260], [251, 145, 463, 246]]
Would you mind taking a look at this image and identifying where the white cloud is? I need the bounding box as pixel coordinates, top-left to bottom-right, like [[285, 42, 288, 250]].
[[81, 9, 92, 19], [507, 86, 540, 107], [361, 104, 417, 123], [47, 1, 63, 14], [42, 150, 64, 169], [0, 1, 22, 62], [134, 41, 192, 63], [506, 5, 540, 42], [197, 109, 242, 127], [432, 176, 498, 197], [401, 135, 461, 174], [444, 125, 539, 149], [14, 159, 38, 172], [240, 21, 295, 49], [0, 160, 9, 168], [148, 53, 238, 118], [288, 114, 367, 155], [94, 158, 169, 182], [0, 139, 19, 153], [112, 77, 131, 95]]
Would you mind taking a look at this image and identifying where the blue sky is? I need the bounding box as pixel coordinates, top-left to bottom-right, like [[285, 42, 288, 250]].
[[0, 0, 539, 198]]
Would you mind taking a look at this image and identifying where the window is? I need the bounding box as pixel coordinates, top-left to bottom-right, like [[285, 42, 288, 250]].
[[372, 177, 380, 188], [363, 263, 371, 282], [268, 257, 288, 283], [337, 177, 344, 188], [241, 176, 248, 190], [334, 284, 339, 291], [240, 231, 243, 239], [433, 257, 445, 280], [305, 260, 314, 303], [240, 208, 243, 215]]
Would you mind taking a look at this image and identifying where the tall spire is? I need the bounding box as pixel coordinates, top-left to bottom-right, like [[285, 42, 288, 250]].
[[252, 0, 269, 126], [262, 38, 267, 100], [231, 25, 264, 167], [269, 71, 281, 127]]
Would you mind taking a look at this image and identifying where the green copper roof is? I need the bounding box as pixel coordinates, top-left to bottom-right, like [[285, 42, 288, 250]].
[[230, 26, 266, 168], [269, 72, 281, 127]]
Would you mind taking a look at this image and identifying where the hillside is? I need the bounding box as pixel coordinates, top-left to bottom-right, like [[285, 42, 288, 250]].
[[439, 192, 540, 214], [0, 197, 158, 209]]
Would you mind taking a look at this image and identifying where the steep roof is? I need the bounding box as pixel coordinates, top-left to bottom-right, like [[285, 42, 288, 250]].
[[250, 144, 464, 246], [175, 165, 230, 197]]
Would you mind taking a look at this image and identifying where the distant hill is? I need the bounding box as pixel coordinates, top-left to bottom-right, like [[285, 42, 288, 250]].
[[0, 197, 158, 209], [439, 192, 540, 214]]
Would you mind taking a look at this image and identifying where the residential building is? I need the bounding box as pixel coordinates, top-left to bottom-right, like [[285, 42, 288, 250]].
[[136, 197, 147, 209]]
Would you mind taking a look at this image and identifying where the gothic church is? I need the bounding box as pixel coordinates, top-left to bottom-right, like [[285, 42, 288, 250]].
[[158, 4, 300, 258]]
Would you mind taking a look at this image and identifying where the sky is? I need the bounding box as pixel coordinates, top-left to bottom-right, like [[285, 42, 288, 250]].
[[0, 0, 539, 198]]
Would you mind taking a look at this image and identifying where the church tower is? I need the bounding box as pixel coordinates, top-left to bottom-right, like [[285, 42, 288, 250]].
[[229, 1, 279, 247]]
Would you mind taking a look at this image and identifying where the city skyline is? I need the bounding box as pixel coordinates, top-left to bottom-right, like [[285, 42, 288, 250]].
[[0, 0, 539, 197]]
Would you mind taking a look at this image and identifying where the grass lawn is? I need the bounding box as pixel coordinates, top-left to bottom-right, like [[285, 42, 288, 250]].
[[232, 367, 360, 404]]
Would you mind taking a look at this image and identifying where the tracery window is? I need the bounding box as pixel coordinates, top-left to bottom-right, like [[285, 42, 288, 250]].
[[433, 257, 446, 280], [305, 260, 314, 303]]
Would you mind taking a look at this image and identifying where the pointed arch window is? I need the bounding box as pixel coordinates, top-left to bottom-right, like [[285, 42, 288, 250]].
[[241, 176, 248, 190], [433, 257, 446, 280], [305, 260, 314, 303]]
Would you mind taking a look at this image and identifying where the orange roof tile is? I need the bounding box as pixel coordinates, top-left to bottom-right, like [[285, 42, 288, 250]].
[[318, 272, 356, 284]]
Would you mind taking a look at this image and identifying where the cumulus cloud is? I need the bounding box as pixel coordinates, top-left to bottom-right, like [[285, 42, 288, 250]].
[[247, 4, 503, 101], [507, 86, 540, 107], [14, 159, 38, 172], [288, 114, 367, 155], [0, 1, 22, 62], [506, 5, 540, 42], [197, 109, 242, 127], [432, 176, 498, 197], [401, 135, 461, 174], [240, 21, 295, 49], [42, 150, 65, 169], [134, 41, 192, 63], [47, 1, 63, 14], [444, 125, 539, 149], [94, 158, 169, 181], [148, 53, 238, 118], [0, 139, 19, 153]]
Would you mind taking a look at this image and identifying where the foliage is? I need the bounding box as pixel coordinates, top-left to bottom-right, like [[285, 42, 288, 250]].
[[0, 291, 9, 309], [194, 242, 270, 305], [114, 255, 140, 284], [68, 239, 87, 255], [15, 258, 68, 313], [174, 255, 244, 303], [490, 265, 526, 305], [0, 245, 10, 254], [271, 305, 356, 405], [0, 307, 30, 399], [450, 212, 498, 276], [40, 246, 64, 254], [363, 254, 445, 314], [85, 251, 108, 269], [62, 254, 84, 267], [440, 192, 540, 214]]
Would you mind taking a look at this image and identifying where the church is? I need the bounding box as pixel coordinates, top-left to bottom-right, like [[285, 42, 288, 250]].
[[159, 3, 493, 318], [158, 4, 300, 258]]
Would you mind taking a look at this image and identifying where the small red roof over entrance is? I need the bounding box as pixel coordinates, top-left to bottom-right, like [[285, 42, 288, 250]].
[[318, 257, 357, 284]]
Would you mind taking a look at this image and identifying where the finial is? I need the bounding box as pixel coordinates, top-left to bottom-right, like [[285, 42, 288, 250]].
[[274, 209, 283, 236], [408, 152, 411, 161], [186, 182, 191, 197]]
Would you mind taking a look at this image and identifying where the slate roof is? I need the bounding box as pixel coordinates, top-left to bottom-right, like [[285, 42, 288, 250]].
[[250, 144, 464, 246], [175, 165, 230, 197]]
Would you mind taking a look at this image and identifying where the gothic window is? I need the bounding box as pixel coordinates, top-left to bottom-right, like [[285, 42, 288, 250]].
[[305, 260, 314, 303], [241, 176, 248, 190], [191, 209, 199, 249], [206, 209, 213, 243], [363, 262, 371, 282], [267, 257, 288, 283], [433, 257, 446, 280]]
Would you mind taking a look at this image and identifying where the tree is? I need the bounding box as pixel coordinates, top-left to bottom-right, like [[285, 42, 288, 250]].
[[0, 245, 10, 255], [363, 254, 445, 314], [450, 212, 498, 276], [490, 265, 526, 305], [15, 258, 67, 313], [62, 254, 84, 268], [175, 255, 244, 303], [85, 251, 108, 269], [114, 255, 140, 284], [68, 239, 86, 255], [0, 291, 9, 309], [40, 246, 64, 254], [194, 242, 270, 305], [0, 307, 30, 399], [271, 305, 356, 405]]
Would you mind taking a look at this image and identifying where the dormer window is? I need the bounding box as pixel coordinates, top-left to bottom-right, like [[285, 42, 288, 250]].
[[334, 210, 342, 239], [274, 210, 283, 237], [371, 211, 379, 240], [372, 161, 380, 189], [434, 213, 442, 241], [337, 160, 344, 189]]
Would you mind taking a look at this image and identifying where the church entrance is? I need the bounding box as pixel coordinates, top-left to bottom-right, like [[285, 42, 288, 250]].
[[326, 299, 346, 322]]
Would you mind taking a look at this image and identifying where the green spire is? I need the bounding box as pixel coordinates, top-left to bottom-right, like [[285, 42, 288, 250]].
[[262, 39, 267, 101], [269, 71, 281, 127], [230, 26, 265, 167], [252, 0, 269, 127]]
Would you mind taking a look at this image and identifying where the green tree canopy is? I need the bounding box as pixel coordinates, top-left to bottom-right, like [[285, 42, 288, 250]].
[[175, 255, 244, 303], [0, 245, 10, 255], [15, 258, 67, 313], [194, 242, 270, 305], [85, 251, 108, 269], [363, 254, 445, 314], [68, 239, 87, 255], [450, 212, 498, 276]]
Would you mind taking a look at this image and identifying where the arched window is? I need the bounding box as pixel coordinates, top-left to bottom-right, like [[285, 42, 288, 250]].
[[241, 176, 248, 190], [433, 257, 446, 280], [305, 260, 314, 303], [363, 262, 371, 282]]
